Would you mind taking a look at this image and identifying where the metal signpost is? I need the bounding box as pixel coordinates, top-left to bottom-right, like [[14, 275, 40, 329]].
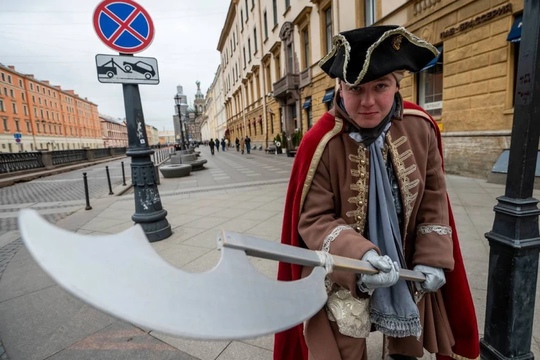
[[93, 0, 171, 241]]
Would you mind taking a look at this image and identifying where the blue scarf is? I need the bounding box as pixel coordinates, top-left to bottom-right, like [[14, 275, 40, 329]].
[[346, 97, 421, 338]]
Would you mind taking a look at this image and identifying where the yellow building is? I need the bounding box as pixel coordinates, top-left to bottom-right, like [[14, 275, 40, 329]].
[[217, 0, 524, 177]]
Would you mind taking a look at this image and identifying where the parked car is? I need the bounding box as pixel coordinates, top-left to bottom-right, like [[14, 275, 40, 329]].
[[123, 61, 156, 79]]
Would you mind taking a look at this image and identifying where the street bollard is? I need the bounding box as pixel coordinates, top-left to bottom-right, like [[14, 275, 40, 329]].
[[83, 172, 92, 210], [121, 161, 126, 186], [154, 165, 160, 185], [106, 166, 114, 195]]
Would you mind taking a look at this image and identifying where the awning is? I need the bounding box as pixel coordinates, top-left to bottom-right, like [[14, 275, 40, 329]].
[[302, 98, 312, 109], [507, 14, 522, 43], [421, 46, 443, 71], [322, 88, 335, 103]]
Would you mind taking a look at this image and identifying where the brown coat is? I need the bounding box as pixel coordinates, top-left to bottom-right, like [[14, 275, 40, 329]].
[[298, 113, 455, 359]]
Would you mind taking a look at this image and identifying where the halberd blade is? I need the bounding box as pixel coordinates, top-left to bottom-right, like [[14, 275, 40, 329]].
[[18, 209, 327, 340]]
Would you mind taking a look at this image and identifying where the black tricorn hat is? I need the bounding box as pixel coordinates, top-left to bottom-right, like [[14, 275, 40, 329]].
[[319, 26, 438, 86]]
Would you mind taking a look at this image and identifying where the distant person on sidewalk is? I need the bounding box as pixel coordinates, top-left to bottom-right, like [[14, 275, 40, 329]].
[[208, 138, 215, 155], [240, 137, 245, 154], [221, 138, 226, 152], [235, 137, 240, 152], [274, 25, 479, 360], [215, 138, 220, 152], [245, 136, 251, 154]]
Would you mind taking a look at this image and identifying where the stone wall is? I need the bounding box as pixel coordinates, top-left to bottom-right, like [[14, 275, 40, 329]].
[[441, 131, 511, 178]]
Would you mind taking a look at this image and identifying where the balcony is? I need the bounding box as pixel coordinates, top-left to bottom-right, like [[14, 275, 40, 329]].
[[273, 74, 299, 99], [299, 68, 312, 89]]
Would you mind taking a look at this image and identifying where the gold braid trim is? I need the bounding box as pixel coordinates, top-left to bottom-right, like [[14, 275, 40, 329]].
[[386, 132, 419, 238], [299, 118, 344, 215], [346, 143, 368, 232]]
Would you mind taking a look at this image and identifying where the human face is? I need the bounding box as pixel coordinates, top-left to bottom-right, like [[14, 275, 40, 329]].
[[340, 74, 399, 129]]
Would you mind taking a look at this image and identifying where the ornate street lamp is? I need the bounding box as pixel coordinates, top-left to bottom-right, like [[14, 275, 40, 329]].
[[174, 94, 186, 150]]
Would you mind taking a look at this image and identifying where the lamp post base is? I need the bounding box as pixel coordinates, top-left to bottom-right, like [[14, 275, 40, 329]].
[[128, 150, 172, 242]]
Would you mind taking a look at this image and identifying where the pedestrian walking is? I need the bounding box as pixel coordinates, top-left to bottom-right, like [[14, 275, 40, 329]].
[[215, 138, 220, 152], [245, 136, 251, 154], [208, 138, 215, 155], [221, 138, 226, 152], [274, 25, 479, 360], [240, 137, 245, 154], [235, 137, 240, 152]]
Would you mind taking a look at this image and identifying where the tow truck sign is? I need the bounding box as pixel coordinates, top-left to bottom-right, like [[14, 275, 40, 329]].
[[95, 54, 159, 84]]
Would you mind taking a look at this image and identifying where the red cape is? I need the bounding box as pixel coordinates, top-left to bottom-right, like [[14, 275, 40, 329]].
[[273, 101, 479, 360]]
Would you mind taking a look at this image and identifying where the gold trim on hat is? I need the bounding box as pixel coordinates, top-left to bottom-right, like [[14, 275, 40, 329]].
[[319, 27, 439, 87]]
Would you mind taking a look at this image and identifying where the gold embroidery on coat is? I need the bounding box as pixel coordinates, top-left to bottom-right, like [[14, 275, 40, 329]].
[[347, 144, 368, 232], [386, 133, 419, 237]]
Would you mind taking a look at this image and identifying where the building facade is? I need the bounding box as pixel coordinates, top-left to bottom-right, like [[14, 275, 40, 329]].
[[217, 0, 525, 177], [100, 116, 128, 147], [0, 64, 104, 153], [201, 65, 227, 142]]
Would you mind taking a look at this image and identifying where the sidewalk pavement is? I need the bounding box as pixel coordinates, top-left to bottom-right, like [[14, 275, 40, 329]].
[[0, 149, 539, 359]]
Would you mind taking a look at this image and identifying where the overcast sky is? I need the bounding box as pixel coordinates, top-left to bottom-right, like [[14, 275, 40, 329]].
[[1, 0, 229, 131]]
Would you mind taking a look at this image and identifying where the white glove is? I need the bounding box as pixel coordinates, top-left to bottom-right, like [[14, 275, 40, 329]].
[[358, 250, 400, 290], [414, 265, 445, 292]]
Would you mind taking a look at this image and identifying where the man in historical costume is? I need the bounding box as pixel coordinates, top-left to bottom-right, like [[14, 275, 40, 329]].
[[273, 25, 479, 360]]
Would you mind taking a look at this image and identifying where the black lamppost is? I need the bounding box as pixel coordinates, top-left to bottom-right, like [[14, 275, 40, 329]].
[[481, 1, 540, 359], [174, 94, 186, 150]]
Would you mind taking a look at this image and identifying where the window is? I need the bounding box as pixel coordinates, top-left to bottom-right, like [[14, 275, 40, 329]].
[[245, 0, 249, 19], [273, 0, 278, 26], [418, 46, 443, 117], [26, 121, 31, 132], [0, 99, 4, 112], [0, 73, 4, 81], [243, 47, 247, 68], [302, 28, 310, 69], [275, 53, 281, 78], [10, 89, 14, 98], [285, 0, 290, 9], [2, 117, 8, 131], [248, 38, 252, 62], [30, 83, 33, 91], [12, 103, 17, 114], [19, 79, 22, 87], [241, 10, 244, 29], [324, 7, 333, 54], [303, 97, 313, 129], [365, 0, 376, 26], [287, 44, 293, 72], [264, 11, 268, 39], [254, 27, 258, 52], [36, 121, 40, 133], [22, 93, 25, 101], [23, 105, 28, 115], [7, 75, 11, 84], [15, 119, 20, 132], [322, 88, 335, 110], [265, 63, 272, 93]]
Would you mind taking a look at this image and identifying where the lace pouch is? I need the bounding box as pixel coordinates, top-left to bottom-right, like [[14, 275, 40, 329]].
[[326, 287, 371, 338]]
